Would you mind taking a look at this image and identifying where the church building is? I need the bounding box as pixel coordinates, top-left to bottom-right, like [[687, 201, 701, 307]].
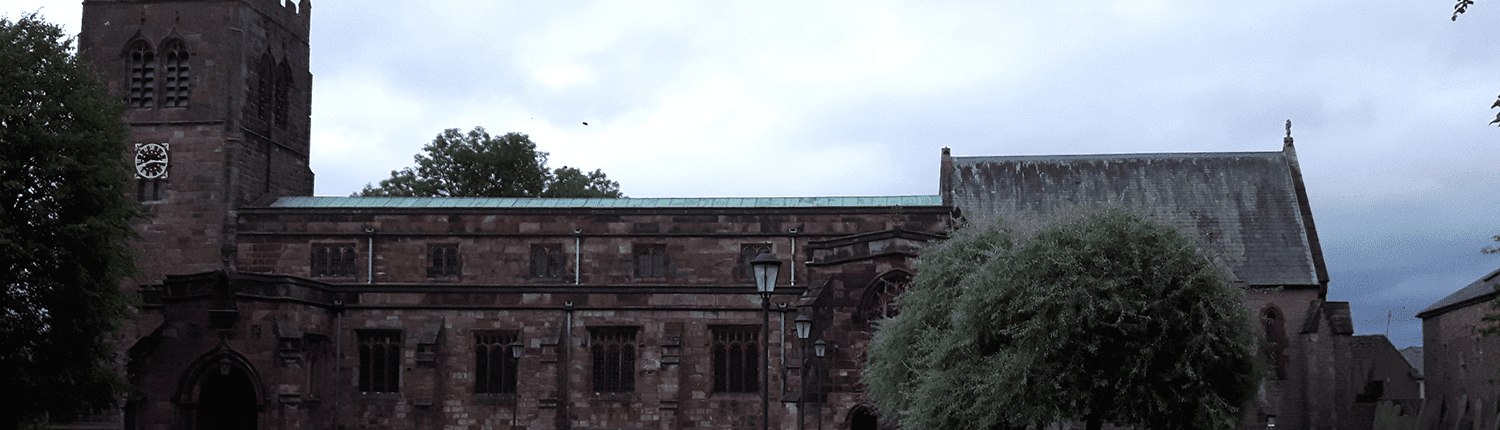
[[75, 1, 1365, 429]]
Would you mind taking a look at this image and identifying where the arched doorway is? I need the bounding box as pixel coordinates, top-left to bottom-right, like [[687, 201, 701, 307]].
[[195, 361, 257, 430], [849, 405, 880, 430]]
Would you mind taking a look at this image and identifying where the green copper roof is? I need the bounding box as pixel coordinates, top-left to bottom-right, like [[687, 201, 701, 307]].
[[269, 195, 943, 209]]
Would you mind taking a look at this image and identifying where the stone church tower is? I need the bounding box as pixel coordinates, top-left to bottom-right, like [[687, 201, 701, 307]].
[[79, 0, 315, 286]]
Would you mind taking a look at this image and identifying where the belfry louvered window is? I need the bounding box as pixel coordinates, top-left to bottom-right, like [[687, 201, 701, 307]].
[[160, 39, 189, 107], [712, 326, 759, 393], [590, 327, 637, 393], [357, 330, 401, 393], [127, 41, 154, 108]]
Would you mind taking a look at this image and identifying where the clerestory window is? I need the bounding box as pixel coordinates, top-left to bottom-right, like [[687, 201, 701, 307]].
[[634, 244, 668, 278], [427, 244, 460, 277], [530, 244, 564, 279], [311, 244, 357, 277]]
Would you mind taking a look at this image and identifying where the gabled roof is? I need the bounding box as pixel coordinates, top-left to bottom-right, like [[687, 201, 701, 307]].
[[1399, 346, 1424, 378], [269, 195, 942, 209], [1417, 266, 1500, 319], [941, 145, 1327, 287]]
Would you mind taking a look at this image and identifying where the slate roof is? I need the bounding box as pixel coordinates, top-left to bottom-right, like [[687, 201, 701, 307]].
[[1416, 266, 1500, 318], [1301, 300, 1355, 335], [270, 195, 943, 209], [1399, 346, 1424, 378], [943, 147, 1327, 287]]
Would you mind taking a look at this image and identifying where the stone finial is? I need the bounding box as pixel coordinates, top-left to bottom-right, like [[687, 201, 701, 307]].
[[1285, 120, 1291, 138]]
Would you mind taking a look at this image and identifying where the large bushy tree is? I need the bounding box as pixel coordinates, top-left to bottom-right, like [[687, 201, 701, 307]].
[[357, 127, 623, 198], [0, 13, 138, 429], [865, 210, 1261, 430]]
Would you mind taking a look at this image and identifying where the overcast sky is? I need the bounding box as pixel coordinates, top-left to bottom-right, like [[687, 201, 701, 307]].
[[9, 0, 1499, 348]]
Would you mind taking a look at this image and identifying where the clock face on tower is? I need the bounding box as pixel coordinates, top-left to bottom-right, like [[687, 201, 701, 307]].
[[134, 143, 169, 179]]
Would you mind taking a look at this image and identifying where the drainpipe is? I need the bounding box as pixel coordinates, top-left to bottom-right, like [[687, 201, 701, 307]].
[[363, 227, 375, 284], [332, 300, 343, 429], [562, 301, 574, 430], [573, 229, 581, 285], [779, 303, 787, 398], [788, 228, 798, 286]]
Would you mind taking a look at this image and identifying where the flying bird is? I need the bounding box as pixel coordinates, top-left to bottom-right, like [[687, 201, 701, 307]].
[[582, 121, 589, 126]]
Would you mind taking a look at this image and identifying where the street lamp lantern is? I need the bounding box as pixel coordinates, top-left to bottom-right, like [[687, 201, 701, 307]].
[[510, 340, 524, 359], [795, 312, 814, 430], [814, 339, 826, 358], [795, 313, 812, 340], [749, 251, 782, 430], [751, 252, 781, 295]]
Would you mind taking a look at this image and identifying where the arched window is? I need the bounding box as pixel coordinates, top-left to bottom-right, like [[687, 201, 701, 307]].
[[856, 272, 911, 325], [274, 60, 293, 128], [1263, 306, 1288, 380], [159, 39, 189, 107], [126, 41, 155, 108], [255, 52, 273, 121]]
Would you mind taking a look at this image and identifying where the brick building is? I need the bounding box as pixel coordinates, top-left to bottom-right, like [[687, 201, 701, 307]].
[[1417, 267, 1500, 429], [74, 1, 1366, 429]]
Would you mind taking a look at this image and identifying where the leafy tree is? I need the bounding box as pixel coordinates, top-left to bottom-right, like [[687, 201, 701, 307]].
[[0, 13, 137, 429], [1449, 1, 1500, 125], [865, 210, 1261, 430], [357, 127, 623, 198]]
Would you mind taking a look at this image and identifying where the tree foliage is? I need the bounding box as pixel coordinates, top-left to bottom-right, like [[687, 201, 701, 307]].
[[357, 127, 623, 198], [865, 210, 1261, 430], [0, 13, 137, 427], [1449, 0, 1500, 126]]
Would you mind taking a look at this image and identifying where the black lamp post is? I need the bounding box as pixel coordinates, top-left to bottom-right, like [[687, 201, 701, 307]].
[[510, 340, 523, 429], [751, 252, 782, 430], [794, 313, 812, 430], [813, 339, 826, 430]]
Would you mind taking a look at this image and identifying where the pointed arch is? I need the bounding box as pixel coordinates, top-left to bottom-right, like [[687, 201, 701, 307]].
[[855, 270, 913, 326], [254, 51, 273, 121], [273, 58, 293, 128], [174, 345, 268, 406], [123, 37, 155, 108], [847, 404, 887, 430], [158, 38, 190, 107], [1262, 305, 1288, 380]]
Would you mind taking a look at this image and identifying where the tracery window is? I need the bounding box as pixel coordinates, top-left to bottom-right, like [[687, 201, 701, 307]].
[[474, 331, 519, 394], [590, 327, 637, 393], [427, 244, 460, 277], [738, 243, 773, 280], [159, 39, 189, 107], [530, 244, 564, 279], [634, 244, 668, 278], [711, 326, 759, 393], [311, 244, 357, 277], [127, 41, 155, 108], [357, 330, 401, 393], [857, 273, 911, 324]]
